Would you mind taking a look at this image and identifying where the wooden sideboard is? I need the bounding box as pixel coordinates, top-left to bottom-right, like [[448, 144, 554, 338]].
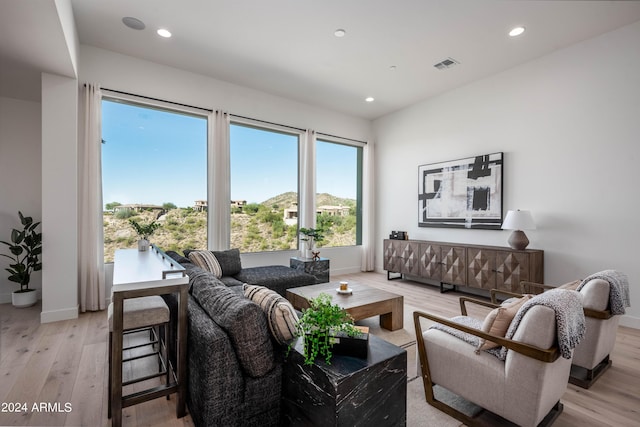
[[383, 239, 543, 293]]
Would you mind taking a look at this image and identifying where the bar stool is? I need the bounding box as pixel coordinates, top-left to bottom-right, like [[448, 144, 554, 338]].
[[108, 295, 171, 420]]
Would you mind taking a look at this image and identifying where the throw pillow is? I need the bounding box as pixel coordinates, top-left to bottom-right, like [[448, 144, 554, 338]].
[[188, 250, 223, 278], [184, 248, 242, 277], [244, 283, 299, 345], [477, 294, 533, 352], [211, 248, 242, 276]]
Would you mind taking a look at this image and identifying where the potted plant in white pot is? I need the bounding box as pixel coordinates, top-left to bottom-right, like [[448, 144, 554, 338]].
[[1, 211, 42, 308], [129, 218, 161, 251], [299, 227, 324, 259]]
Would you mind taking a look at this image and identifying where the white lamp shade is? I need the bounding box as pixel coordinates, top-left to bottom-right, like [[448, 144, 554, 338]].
[[502, 210, 535, 230]]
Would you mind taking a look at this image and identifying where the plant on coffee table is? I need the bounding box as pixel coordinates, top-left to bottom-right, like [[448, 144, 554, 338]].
[[292, 292, 360, 365]]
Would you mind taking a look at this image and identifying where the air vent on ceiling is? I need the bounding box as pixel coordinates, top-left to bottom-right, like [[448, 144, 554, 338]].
[[434, 57, 460, 70]]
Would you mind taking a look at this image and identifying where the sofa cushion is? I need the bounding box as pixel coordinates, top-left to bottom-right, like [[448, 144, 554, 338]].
[[235, 265, 316, 296], [184, 248, 243, 277], [188, 250, 223, 278], [212, 248, 243, 276], [165, 250, 190, 264], [191, 279, 275, 377], [244, 284, 299, 345], [220, 275, 245, 287], [182, 263, 226, 294], [477, 295, 532, 351]]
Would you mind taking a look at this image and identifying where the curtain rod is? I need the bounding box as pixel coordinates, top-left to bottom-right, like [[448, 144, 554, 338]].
[[316, 132, 367, 145], [90, 85, 367, 144], [99, 86, 213, 113], [231, 115, 367, 144], [229, 113, 305, 132]]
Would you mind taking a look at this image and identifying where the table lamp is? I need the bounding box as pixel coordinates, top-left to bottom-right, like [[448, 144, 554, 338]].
[[501, 209, 535, 250]]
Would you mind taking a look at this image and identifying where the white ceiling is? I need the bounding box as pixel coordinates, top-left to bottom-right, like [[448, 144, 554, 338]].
[[2, 1, 640, 119]]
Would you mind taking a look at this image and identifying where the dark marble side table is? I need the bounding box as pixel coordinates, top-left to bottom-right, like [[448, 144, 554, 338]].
[[290, 256, 330, 283], [281, 334, 407, 427]]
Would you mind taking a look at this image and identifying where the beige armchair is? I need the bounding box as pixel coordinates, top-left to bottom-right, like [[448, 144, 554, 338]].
[[492, 272, 626, 389], [414, 289, 584, 427]]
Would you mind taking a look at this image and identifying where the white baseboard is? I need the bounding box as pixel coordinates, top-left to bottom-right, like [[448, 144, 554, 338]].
[[331, 266, 365, 276], [0, 292, 11, 304], [620, 314, 640, 330], [41, 305, 79, 323]]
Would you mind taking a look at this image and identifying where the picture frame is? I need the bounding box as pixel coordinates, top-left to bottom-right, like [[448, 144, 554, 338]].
[[418, 152, 503, 229]]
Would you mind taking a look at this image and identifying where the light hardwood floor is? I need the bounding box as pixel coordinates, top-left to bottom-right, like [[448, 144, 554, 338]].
[[0, 271, 638, 426]]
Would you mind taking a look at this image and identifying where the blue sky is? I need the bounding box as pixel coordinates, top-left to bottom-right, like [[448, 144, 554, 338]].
[[102, 100, 207, 208], [102, 100, 358, 208]]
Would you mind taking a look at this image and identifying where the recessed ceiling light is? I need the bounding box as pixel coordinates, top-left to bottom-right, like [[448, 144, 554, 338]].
[[122, 17, 145, 30], [509, 26, 525, 37], [365, 97, 375, 102], [334, 29, 346, 37], [157, 28, 172, 38], [390, 65, 397, 70]]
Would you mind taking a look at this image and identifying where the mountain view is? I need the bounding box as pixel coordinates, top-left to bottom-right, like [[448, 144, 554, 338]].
[[103, 192, 357, 262]]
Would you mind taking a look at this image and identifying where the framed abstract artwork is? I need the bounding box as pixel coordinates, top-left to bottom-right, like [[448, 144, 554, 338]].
[[418, 152, 503, 229]]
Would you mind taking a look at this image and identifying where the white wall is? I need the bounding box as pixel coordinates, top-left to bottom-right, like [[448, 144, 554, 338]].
[[373, 21, 640, 327], [79, 45, 371, 144], [41, 73, 78, 322], [0, 97, 42, 303], [79, 46, 372, 299]]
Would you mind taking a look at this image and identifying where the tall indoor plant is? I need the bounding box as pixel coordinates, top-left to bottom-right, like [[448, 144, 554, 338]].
[[1, 211, 42, 307]]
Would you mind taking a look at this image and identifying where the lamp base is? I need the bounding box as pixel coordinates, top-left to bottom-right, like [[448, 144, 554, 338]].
[[508, 230, 529, 250]]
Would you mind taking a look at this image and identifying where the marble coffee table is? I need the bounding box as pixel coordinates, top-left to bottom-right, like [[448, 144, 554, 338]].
[[281, 333, 407, 426], [286, 281, 404, 331]]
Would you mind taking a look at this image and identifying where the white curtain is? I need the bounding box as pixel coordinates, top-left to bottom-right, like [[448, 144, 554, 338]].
[[78, 83, 106, 312], [361, 142, 376, 271], [299, 130, 316, 232], [209, 110, 230, 250]]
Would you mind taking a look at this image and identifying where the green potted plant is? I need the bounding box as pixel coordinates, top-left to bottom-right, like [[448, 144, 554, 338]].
[[291, 293, 366, 365], [1, 211, 42, 307], [299, 227, 324, 259], [129, 218, 161, 251]]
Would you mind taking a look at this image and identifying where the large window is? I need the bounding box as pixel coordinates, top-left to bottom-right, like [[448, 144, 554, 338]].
[[101, 99, 208, 262], [316, 139, 362, 247], [229, 123, 300, 252]]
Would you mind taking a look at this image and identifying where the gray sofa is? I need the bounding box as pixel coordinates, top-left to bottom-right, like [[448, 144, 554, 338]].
[[182, 248, 317, 296], [164, 250, 316, 427]]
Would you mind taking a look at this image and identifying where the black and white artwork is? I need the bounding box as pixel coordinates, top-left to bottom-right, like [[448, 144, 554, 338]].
[[418, 152, 503, 229]]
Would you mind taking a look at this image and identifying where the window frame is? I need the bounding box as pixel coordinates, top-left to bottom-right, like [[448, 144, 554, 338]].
[[229, 118, 304, 253], [315, 136, 364, 247], [100, 93, 210, 262]]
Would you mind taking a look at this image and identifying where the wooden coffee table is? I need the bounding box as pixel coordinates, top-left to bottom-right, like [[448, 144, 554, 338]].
[[286, 281, 404, 331]]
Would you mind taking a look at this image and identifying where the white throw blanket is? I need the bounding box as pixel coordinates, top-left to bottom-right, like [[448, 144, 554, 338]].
[[578, 269, 630, 315], [500, 289, 585, 360]]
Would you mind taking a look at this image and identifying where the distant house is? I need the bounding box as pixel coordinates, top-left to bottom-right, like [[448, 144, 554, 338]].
[[318, 205, 350, 217], [194, 200, 247, 212], [284, 203, 299, 226], [231, 200, 247, 211], [284, 203, 350, 225], [193, 200, 207, 211], [113, 203, 164, 213]]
